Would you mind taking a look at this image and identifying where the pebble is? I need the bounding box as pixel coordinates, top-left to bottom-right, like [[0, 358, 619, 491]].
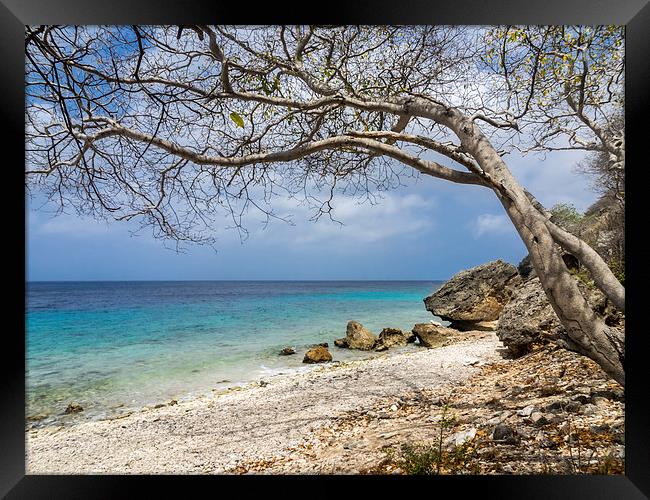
[[517, 405, 536, 417]]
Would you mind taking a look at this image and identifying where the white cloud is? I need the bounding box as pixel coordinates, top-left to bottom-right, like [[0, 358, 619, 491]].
[[253, 192, 437, 247], [473, 213, 512, 238], [30, 212, 112, 237]]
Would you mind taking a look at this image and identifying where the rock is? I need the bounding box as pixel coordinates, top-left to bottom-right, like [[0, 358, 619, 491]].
[[302, 345, 333, 364], [424, 260, 521, 330], [517, 405, 536, 417], [259, 380, 269, 387], [496, 277, 565, 357], [373, 327, 415, 351], [544, 400, 566, 412], [334, 338, 348, 348], [492, 423, 518, 444], [341, 321, 377, 350], [530, 412, 550, 426], [168, 399, 178, 406], [64, 403, 83, 414], [452, 427, 477, 446], [412, 323, 455, 348], [390, 404, 398, 412], [279, 347, 296, 355], [564, 401, 583, 413], [497, 275, 624, 357], [317, 342, 329, 348]]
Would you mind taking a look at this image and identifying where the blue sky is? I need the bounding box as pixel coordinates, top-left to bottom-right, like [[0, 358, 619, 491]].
[[26, 148, 597, 281]]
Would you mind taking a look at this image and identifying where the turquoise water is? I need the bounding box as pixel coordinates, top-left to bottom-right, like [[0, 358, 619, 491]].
[[26, 281, 443, 426]]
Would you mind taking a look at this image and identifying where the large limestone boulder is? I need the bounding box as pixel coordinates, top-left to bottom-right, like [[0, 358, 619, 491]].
[[412, 323, 456, 348], [334, 321, 377, 350], [497, 277, 624, 357], [373, 327, 416, 351], [424, 260, 521, 331], [496, 277, 564, 356], [302, 345, 333, 364]]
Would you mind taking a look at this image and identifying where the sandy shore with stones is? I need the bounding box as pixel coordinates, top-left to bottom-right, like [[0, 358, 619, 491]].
[[26, 331, 502, 474]]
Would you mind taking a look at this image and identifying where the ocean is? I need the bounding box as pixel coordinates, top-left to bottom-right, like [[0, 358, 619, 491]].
[[26, 280, 444, 426]]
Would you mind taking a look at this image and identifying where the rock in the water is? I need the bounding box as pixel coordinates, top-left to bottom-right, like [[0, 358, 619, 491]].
[[341, 321, 377, 350], [411, 323, 455, 348], [317, 342, 329, 348], [64, 403, 83, 414], [373, 327, 415, 351], [302, 345, 333, 364], [279, 347, 296, 355], [334, 338, 348, 348], [424, 260, 520, 330]]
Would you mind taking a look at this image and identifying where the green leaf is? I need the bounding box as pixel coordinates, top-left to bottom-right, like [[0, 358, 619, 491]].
[[229, 112, 245, 128]]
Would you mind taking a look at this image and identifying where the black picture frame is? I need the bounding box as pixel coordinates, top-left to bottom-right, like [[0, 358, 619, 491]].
[[3, 1, 649, 497]]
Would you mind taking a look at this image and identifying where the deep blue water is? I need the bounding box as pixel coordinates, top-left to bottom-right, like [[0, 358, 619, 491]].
[[26, 281, 443, 425]]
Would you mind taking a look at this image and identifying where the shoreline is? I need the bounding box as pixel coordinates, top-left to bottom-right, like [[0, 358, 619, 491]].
[[26, 331, 501, 474], [26, 342, 427, 430]]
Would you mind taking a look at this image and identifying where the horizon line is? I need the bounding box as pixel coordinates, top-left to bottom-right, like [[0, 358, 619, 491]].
[[26, 278, 447, 283]]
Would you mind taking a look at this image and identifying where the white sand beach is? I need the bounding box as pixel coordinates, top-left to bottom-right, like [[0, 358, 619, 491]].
[[26, 331, 502, 474]]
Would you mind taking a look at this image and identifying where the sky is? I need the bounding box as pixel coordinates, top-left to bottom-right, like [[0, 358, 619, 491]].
[[26, 148, 597, 281]]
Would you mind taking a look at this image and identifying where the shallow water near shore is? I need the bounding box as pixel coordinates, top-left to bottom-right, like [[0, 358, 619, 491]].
[[26, 280, 443, 426]]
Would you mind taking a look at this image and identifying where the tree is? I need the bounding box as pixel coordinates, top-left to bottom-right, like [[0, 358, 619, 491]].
[[482, 25, 625, 313], [25, 25, 625, 385]]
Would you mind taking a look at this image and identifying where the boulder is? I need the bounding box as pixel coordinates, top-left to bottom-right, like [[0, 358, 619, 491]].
[[64, 403, 83, 414], [492, 423, 518, 444], [334, 338, 349, 348], [303, 345, 333, 364], [338, 321, 377, 350], [279, 347, 296, 355], [496, 277, 564, 356], [424, 260, 521, 330], [497, 276, 624, 357], [412, 323, 455, 348], [373, 327, 415, 351]]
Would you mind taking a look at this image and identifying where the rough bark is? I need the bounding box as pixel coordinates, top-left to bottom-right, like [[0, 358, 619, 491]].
[[523, 190, 625, 312]]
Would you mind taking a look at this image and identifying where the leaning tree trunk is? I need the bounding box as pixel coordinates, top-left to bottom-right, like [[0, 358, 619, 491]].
[[435, 106, 626, 386]]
